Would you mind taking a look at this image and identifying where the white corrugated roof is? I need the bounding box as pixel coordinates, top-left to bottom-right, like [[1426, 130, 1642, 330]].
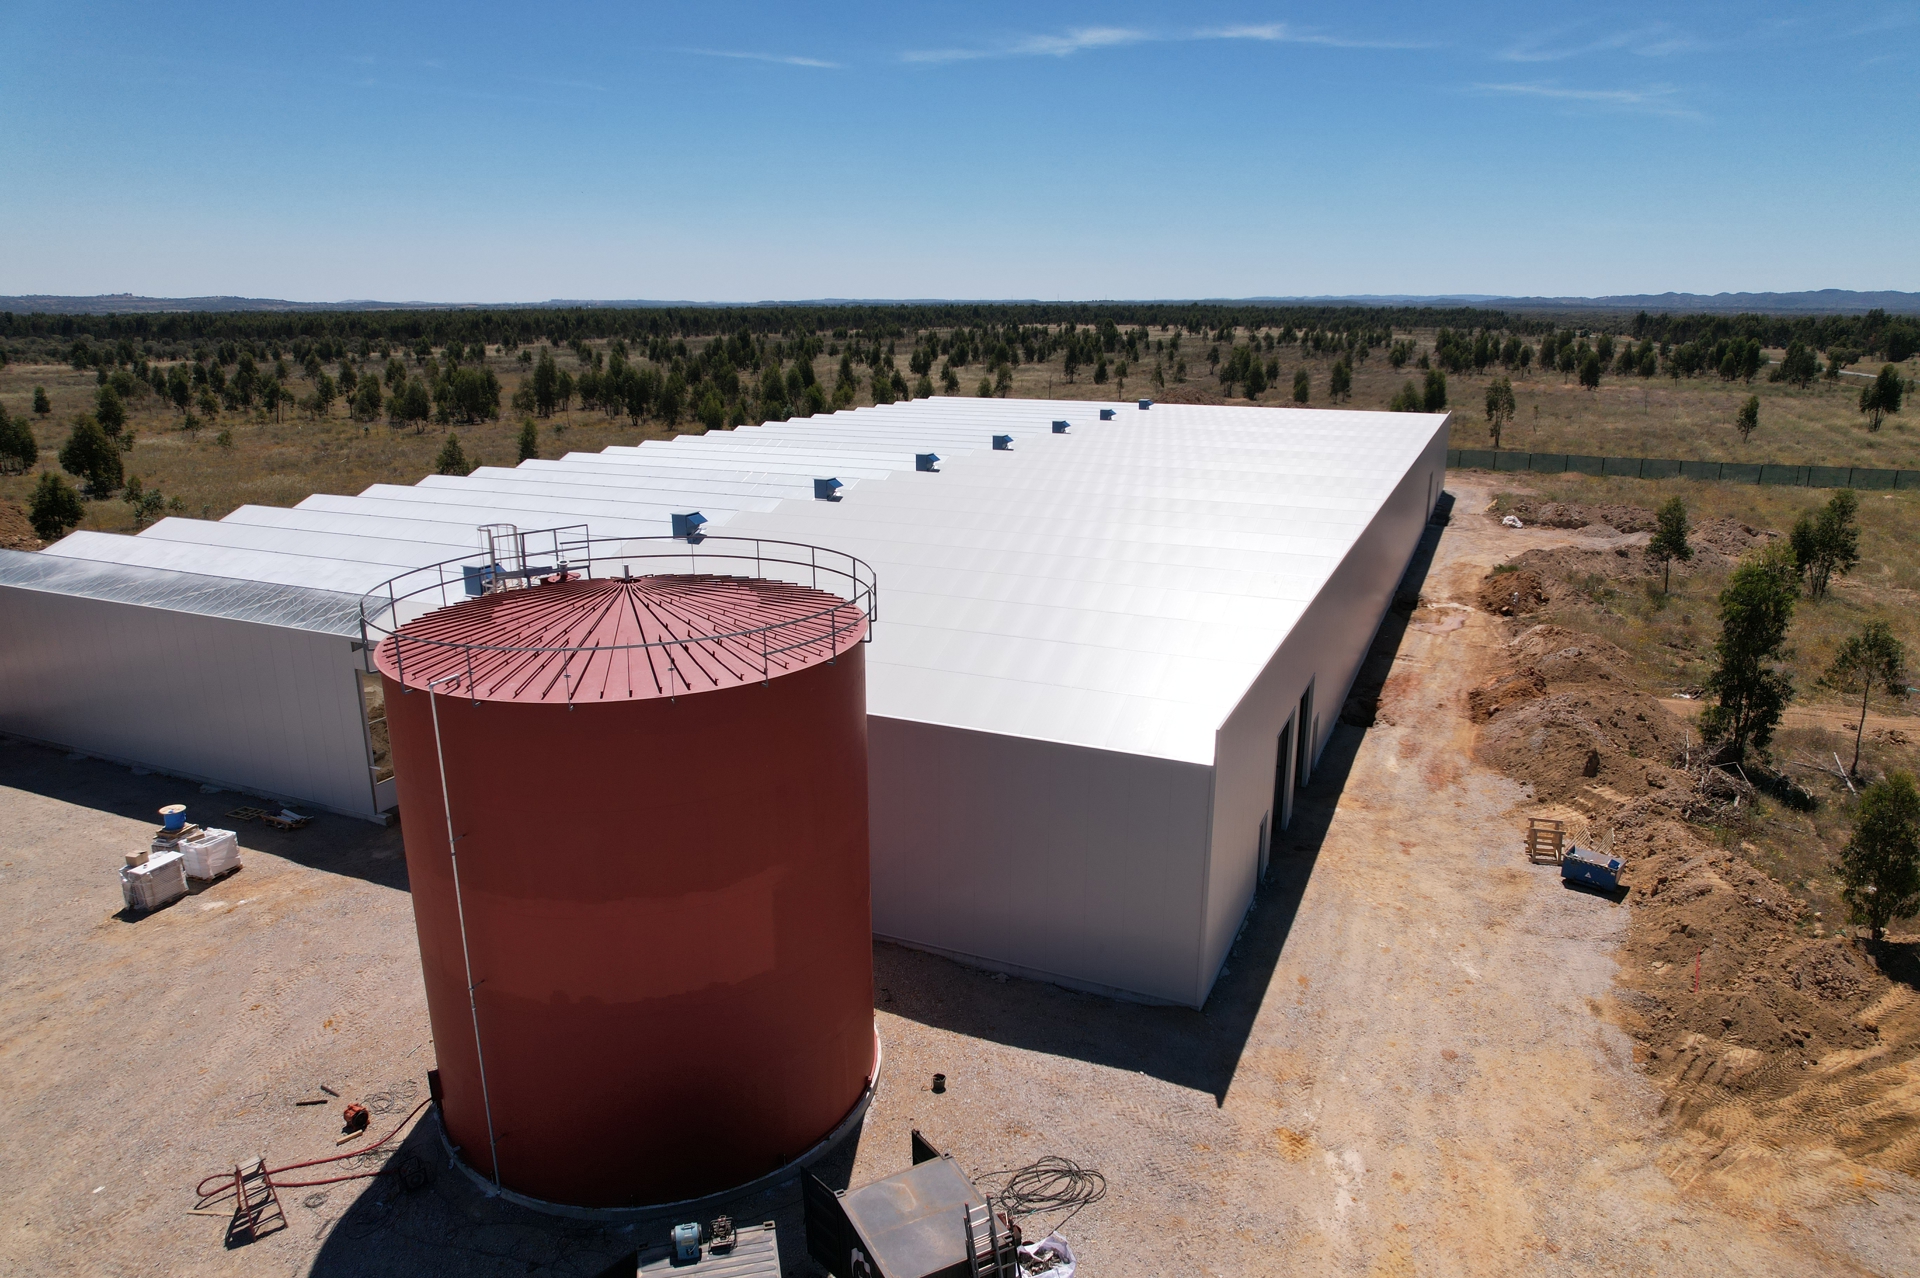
[[41, 398, 1443, 763]]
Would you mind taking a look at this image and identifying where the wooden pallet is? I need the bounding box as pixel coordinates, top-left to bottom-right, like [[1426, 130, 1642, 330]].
[[1526, 817, 1567, 864], [225, 807, 271, 824]]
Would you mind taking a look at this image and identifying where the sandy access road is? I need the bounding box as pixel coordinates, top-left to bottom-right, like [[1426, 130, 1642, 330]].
[[2, 475, 1916, 1276]]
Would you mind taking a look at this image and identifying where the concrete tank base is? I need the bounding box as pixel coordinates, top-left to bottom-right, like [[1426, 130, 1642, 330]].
[[434, 1028, 882, 1222]]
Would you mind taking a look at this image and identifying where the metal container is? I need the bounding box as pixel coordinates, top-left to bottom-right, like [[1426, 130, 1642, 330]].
[[368, 536, 877, 1208], [1561, 846, 1624, 891]]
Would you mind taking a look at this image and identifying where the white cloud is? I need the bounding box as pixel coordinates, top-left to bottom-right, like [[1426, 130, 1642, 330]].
[[905, 22, 1421, 64], [1193, 23, 1432, 51], [1471, 81, 1701, 119], [1499, 23, 1703, 63], [680, 48, 840, 69]]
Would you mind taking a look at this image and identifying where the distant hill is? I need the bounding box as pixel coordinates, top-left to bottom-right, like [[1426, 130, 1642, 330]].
[[3, 289, 1916, 316], [1283, 290, 1920, 315]]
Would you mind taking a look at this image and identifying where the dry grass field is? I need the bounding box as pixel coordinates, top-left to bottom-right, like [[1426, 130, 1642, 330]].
[[2, 325, 1915, 541]]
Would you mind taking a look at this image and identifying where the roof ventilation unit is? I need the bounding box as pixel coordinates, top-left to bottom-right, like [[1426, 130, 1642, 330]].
[[1099, 408, 1115, 421], [991, 434, 1013, 451], [915, 453, 940, 472], [671, 511, 707, 542], [1052, 420, 1070, 434], [1138, 398, 1153, 409], [813, 478, 843, 501]]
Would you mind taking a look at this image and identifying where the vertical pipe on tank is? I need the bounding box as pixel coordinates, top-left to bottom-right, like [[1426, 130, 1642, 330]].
[[429, 671, 501, 1188]]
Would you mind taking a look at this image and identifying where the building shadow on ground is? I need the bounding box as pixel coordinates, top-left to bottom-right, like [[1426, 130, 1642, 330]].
[[878, 499, 1453, 1106], [0, 735, 409, 891]]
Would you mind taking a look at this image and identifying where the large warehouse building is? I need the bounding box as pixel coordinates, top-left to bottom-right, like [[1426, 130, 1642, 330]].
[[0, 398, 1447, 1007]]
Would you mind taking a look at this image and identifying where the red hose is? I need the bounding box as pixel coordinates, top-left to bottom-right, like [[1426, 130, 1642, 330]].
[[196, 1099, 431, 1201]]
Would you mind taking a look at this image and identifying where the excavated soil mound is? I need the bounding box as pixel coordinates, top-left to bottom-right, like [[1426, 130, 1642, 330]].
[[1471, 619, 1920, 1179], [1499, 500, 1658, 533], [1477, 568, 1550, 615], [0, 500, 39, 551], [1481, 688, 1688, 801], [1499, 518, 1778, 602], [1468, 668, 1548, 722], [1469, 627, 1635, 723], [1607, 807, 1920, 1176], [1690, 516, 1777, 560]]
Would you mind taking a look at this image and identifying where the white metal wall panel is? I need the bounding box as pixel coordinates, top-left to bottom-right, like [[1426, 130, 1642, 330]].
[[1194, 418, 1452, 1004], [0, 586, 378, 816], [867, 716, 1214, 1006]]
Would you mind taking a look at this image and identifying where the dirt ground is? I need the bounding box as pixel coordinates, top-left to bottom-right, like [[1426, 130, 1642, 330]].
[[4, 477, 1919, 1276]]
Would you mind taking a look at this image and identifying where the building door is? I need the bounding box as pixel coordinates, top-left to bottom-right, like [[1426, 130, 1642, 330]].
[[1297, 681, 1315, 789], [1273, 710, 1296, 835]]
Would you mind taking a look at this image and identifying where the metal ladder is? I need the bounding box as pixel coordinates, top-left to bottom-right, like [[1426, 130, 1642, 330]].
[[963, 1201, 1017, 1278], [226, 1158, 287, 1246]]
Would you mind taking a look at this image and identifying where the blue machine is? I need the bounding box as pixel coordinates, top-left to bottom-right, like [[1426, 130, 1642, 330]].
[[1561, 846, 1624, 891]]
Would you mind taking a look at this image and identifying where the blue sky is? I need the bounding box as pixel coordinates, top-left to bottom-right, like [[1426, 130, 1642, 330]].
[[1, 2, 1914, 302]]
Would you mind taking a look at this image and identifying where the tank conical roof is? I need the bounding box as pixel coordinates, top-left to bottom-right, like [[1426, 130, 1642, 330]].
[[374, 574, 867, 704]]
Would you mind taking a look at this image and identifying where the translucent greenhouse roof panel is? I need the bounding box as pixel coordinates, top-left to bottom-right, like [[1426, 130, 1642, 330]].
[[0, 547, 365, 635]]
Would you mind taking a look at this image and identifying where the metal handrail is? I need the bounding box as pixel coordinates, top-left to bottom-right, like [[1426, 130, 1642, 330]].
[[358, 535, 877, 680]]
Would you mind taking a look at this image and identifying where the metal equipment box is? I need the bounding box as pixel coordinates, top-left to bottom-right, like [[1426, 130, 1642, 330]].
[[805, 1138, 1014, 1278], [1561, 847, 1624, 891], [635, 1219, 781, 1275]]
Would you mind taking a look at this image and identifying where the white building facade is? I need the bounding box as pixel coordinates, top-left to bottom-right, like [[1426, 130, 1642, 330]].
[[0, 399, 1447, 1006]]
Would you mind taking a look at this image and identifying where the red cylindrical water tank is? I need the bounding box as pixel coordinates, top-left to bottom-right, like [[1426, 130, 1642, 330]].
[[375, 567, 874, 1207]]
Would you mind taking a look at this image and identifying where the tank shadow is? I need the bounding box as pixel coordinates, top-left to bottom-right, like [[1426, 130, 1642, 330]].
[[875, 500, 1451, 1106], [306, 1107, 856, 1277], [0, 736, 408, 891]]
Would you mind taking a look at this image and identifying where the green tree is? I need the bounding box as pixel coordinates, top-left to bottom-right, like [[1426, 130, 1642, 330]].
[[390, 377, 432, 431], [1735, 394, 1760, 443], [976, 376, 994, 398], [33, 385, 52, 417], [1422, 368, 1448, 411], [696, 387, 726, 431], [1859, 364, 1905, 431], [350, 376, 383, 422], [532, 348, 560, 416], [95, 385, 126, 436], [517, 419, 539, 462], [1773, 340, 1819, 387], [1329, 360, 1351, 403], [1292, 368, 1309, 404], [1646, 496, 1693, 594], [1484, 376, 1515, 448], [122, 474, 166, 530], [1578, 351, 1602, 391], [58, 417, 123, 495], [0, 404, 37, 472], [1825, 621, 1909, 776], [1389, 381, 1423, 412], [27, 471, 84, 540], [435, 432, 471, 476], [1699, 545, 1798, 757], [1789, 488, 1860, 600], [1839, 772, 1920, 940]]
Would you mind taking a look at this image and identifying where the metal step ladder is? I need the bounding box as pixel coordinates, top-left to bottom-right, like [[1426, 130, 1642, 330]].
[[226, 1158, 287, 1247]]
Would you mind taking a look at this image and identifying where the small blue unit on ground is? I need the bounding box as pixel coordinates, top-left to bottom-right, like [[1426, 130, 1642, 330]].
[[1561, 846, 1624, 891]]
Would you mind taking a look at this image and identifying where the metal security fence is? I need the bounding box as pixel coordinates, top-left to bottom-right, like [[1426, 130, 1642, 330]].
[[1446, 449, 1920, 490]]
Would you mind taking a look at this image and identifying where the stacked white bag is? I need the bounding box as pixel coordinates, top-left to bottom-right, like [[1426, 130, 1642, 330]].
[[121, 850, 188, 911], [179, 828, 241, 880]]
